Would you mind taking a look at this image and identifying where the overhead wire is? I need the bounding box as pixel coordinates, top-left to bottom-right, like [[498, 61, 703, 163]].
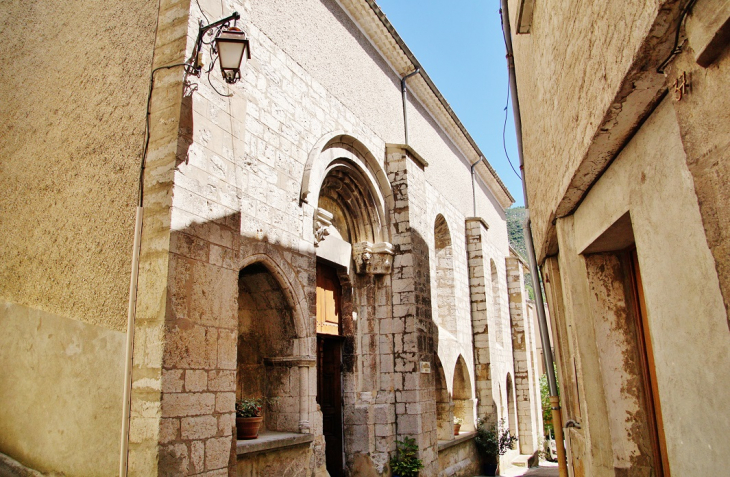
[[502, 78, 521, 180]]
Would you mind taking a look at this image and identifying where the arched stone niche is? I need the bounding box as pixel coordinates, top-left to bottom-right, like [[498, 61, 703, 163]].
[[434, 355, 454, 441], [236, 253, 314, 435], [453, 355, 476, 432], [434, 214, 457, 334], [506, 373, 519, 440]]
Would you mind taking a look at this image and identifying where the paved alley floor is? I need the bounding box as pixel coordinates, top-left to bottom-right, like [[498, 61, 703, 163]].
[[491, 461, 560, 477]]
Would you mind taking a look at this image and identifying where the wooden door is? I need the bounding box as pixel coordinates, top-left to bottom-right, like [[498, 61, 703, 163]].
[[629, 250, 670, 477], [317, 335, 344, 477], [316, 263, 342, 335]]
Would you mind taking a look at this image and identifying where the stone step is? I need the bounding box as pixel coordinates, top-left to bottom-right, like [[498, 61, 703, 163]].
[[510, 454, 533, 467]]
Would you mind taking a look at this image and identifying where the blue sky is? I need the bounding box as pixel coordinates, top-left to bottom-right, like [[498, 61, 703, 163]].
[[374, 0, 523, 206]]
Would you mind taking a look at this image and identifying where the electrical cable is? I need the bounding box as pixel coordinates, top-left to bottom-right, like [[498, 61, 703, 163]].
[[207, 55, 233, 98], [139, 63, 187, 207], [195, 0, 209, 24], [502, 78, 521, 180], [657, 0, 698, 73]]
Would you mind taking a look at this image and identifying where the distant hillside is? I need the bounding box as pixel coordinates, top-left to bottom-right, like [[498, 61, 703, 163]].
[[506, 206, 528, 259], [505, 206, 535, 300]]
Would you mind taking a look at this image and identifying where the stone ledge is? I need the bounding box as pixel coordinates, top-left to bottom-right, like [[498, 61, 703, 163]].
[[236, 431, 314, 457], [437, 431, 477, 452], [0, 452, 43, 477]]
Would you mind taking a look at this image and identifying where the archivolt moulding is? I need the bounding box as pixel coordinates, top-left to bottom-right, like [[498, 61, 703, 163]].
[[300, 131, 393, 215]]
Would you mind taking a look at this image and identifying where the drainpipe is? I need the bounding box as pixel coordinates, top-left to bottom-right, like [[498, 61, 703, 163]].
[[401, 68, 420, 145], [471, 156, 485, 216], [119, 206, 143, 476], [500, 1, 568, 475]]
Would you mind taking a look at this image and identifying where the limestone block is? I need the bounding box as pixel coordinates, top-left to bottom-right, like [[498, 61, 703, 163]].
[[164, 321, 218, 369], [218, 412, 234, 436], [162, 392, 215, 417], [205, 436, 232, 471], [216, 392, 236, 413], [185, 369, 208, 392], [181, 415, 218, 440], [217, 329, 237, 370], [162, 369, 185, 393], [159, 442, 189, 476], [190, 440, 205, 474], [208, 370, 236, 392]]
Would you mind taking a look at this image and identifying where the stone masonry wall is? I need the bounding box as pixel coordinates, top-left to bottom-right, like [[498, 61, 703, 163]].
[[426, 183, 477, 430]]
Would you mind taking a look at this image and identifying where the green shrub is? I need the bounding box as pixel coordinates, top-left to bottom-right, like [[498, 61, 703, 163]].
[[389, 437, 424, 477], [475, 418, 517, 464]]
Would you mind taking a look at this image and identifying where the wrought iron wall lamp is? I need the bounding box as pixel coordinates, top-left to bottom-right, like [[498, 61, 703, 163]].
[[185, 11, 251, 84]]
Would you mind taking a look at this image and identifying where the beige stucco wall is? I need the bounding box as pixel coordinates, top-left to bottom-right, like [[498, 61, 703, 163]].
[[0, 0, 158, 332], [508, 0, 676, 258], [0, 303, 126, 476], [564, 99, 730, 475], [0, 0, 159, 473]]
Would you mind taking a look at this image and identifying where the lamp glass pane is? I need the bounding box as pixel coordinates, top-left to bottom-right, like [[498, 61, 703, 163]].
[[217, 39, 245, 70]]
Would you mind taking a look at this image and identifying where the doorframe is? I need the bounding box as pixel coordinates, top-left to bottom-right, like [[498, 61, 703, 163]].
[[627, 249, 670, 477]]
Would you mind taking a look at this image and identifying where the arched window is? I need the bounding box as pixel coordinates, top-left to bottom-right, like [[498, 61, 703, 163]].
[[435, 214, 457, 334]]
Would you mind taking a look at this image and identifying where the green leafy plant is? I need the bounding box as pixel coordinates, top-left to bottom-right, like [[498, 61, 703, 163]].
[[453, 416, 463, 426], [235, 397, 264, 418], [540, 366, 560, 438], [389, 437, 424, 477], [475, 418, 517, 464]]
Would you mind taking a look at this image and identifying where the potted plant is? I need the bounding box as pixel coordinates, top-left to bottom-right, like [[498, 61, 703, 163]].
[[475, 418, 517, 476], [389, 436, 424, 477], [235, 397, 264, 440], [453, 416, 463, 436]]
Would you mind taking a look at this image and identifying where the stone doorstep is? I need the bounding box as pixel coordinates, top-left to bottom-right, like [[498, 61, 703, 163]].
[[0, 452, 43, 477], [236, 430, 314, 458], [437, 430, 477, 452], [511, 454, 532, 467]]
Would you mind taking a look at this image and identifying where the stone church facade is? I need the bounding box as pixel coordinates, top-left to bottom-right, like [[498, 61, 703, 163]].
[[506, 0, 730, 476], [0, 1, 543, 476]]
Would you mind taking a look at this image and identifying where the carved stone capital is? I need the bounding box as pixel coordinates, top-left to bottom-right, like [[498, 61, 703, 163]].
[[314, 208, 333, 246], [353, 241, 394, 275]]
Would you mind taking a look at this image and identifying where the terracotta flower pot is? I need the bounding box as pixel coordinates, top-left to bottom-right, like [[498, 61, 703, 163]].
[[453, 424, 461, 436], [236, 416, 263, 439]]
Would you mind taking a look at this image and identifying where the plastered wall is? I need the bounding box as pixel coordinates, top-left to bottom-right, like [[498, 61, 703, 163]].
[[0, 0, 159, 474], [508, 0, 678, 259], [0, 304, 125, 476], [557, 99, 730, 476], [0, 0, 158, 332]]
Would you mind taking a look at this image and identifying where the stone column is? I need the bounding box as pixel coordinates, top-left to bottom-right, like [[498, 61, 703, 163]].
[[384, 144, 438, 475], [506, 255, 540, 454], [465, 217, 496, 423]]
